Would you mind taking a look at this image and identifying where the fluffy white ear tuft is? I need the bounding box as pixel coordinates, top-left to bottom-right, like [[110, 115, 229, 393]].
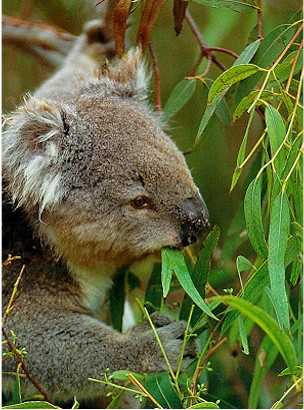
[[102, 48, 150, 100], [3, 96, 73, 215]]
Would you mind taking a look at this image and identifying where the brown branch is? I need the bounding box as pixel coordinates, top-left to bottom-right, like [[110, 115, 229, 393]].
[[257, 0, 263, 40], [2, 15, 75, 66], [148, 43, 162, 114], [207, 46, 239, 59], [185, 10, 227, 72], [190, 337, 228, 406], [2, 327, 57, 406]]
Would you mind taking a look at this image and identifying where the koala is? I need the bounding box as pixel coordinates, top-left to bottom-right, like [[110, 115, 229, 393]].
[[2, 20, 210, 407]]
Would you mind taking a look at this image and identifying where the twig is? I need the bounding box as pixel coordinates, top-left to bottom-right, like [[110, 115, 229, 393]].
[[148, 43, 162, 114], [190, 337, 228, 405], [2, 265, 25, 328], [257, 0, 263, 40], [127, 373, 163, 409], [2, 328, 57, 406], [185, 10, 227, 72], [207, 47, 239, 59], [2, 15, 75, 66], [2, 265, 57, 405]]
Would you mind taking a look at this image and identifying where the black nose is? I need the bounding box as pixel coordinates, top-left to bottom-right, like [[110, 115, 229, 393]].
[[179, 195, 210, 247]]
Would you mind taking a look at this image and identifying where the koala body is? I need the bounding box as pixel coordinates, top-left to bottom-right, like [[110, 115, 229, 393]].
[[2, 21, 209, 406]]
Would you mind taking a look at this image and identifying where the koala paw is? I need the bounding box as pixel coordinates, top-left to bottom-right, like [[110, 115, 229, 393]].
[[128, 314, 198, 373]]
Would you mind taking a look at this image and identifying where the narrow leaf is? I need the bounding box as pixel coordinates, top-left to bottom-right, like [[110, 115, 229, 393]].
[[145, 372, 182, 408], [214, 295, 297, 371], [161, 251, 173, 298], [173, 0, 188, 35], [248, 335, 279, 408], [180, 225, 220, 323], [113, 0, 133, 57], [230, 109, 255, 191], [185, 94, 221, 153], [265, 105, 286, 176], [164, 79, 196, 117], [233, 90, 274, 121], [233, 39, 261, 66], [237, 316, 249, 355], [244, 178, 268, 259], [236, 255, 253, 273], [161, 248, 218, 320], [191, 0, 257, 13], [222, 262, 269, 333], [268, 192, 290, 329], [208, 64, 261, 104]]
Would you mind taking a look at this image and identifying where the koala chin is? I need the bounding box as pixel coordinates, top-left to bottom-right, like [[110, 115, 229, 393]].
[[2, 20, 210, 407]]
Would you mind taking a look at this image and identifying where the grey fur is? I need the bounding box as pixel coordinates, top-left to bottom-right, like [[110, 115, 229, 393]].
[[2, 21, 209, 407]]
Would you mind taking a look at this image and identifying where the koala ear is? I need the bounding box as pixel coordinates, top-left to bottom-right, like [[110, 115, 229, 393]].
[[102, 48, 149, 100], [3, 96, 72, 214]]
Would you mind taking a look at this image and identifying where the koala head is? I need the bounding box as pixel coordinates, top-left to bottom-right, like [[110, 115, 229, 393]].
[[3, 50, 209, 269]]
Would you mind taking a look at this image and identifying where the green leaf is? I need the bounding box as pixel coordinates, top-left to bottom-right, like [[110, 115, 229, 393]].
[[237, 316, 249, 355], [248, 335, 279, 408], [233, 39, 261, 66], [161, 248, 218, 320], [214, 295, 297, 371], [189, 402, 220, 409], [12, 373, 21, 405], [268, 192, 290, 330], [180, 225, 220, 323], [3, 403, 59, 409], [145, 372, 182, 409], [190, 0, 257, 13], [208, 64, 261, 104], [145, 263, 162, 314], [273, 50, 303, 83], [233, 90, 274, 121], [110, 266, 128, 332], [244, 179, 268, 259], [110, 370, 144, 382], [230, 109, 255, 191], [222, 262, 269, 333], [163, 79, 196, 117], [161, 250, 174, 298], [188, 94, 222, 152], [265, 105, 286, 176], [236, 255, 253, 273], [234, 23, 299, 106]]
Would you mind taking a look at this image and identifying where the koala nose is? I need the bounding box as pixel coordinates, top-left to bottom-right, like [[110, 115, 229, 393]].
[[179, 195, 210, 247]]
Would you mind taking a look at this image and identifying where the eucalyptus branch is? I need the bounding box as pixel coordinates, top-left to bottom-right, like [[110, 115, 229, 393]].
[[185, 10, 227, 73], [2, 15, 75, 66], [257, 0, 263, 40], [148, 43, 162, 114]]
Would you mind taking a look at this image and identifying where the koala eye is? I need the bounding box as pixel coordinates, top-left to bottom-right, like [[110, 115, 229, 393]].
[[130, 195, 151, 209]]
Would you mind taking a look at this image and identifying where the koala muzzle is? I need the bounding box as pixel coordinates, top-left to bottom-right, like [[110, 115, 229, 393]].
[[179, 195, 210, 247]]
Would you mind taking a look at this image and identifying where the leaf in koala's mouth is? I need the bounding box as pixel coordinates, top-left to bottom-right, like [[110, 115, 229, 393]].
[[161, 247, 218, 320]]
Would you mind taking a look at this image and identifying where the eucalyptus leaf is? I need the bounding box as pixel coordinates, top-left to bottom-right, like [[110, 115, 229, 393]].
[[190, 0, 257, 13], [208, 64, 261, 104], [233, 39, 261, 66], [265, 104, 287, 176], [213, 295, 297, 371], [244, 179, 268, 259], [163, 79, 196, 117], [268, 192, 290, 330], [3, 403, 59, 409], [161, 248, 218, 320], [145, 372, 182, 409]]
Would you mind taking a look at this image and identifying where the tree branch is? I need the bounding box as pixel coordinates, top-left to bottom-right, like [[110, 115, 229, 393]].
[[185, 10, 227, 72], [2, 15, 75, 66]]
